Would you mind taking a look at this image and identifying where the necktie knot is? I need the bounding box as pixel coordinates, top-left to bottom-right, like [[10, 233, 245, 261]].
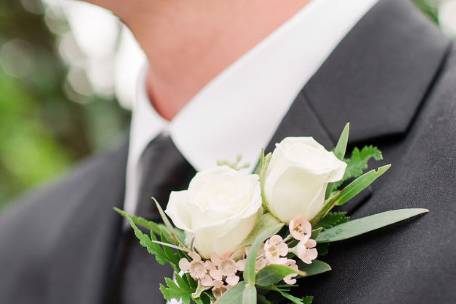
[[135, 134, 195, 220]]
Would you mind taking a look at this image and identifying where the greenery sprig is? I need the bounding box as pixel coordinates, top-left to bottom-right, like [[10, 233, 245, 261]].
[[116, 123, 428, 304]]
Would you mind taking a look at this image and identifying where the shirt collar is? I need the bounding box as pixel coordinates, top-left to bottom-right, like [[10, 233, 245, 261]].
[[125, 0, 378, 214]]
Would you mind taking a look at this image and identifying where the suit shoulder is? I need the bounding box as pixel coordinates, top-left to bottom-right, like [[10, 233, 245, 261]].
[[0, 140, 128, 258]]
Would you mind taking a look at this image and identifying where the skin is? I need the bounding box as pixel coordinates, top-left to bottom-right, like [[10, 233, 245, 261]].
[[84, 0, 310, 120]]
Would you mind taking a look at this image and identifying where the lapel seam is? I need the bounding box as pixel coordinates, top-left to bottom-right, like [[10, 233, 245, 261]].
[[302, 90, 336, 146]]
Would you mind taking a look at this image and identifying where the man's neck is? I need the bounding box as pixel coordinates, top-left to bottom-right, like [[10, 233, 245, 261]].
[[116, 0, 310, 120]]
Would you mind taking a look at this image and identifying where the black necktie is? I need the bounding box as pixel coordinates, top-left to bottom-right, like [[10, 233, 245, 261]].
[[111, 134, 196, 304]]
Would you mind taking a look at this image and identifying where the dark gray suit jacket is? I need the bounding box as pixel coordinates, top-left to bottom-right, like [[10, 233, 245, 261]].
[[1, 0, 455, 303]]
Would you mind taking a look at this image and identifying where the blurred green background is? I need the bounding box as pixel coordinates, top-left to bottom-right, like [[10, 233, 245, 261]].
[[0, 0, 130, 209], [0, 0, 453, 210]]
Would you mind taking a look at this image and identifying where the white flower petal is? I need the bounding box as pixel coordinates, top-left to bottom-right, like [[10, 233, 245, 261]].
[[165, 191, 193, 232], [265, 137, 346, 222]]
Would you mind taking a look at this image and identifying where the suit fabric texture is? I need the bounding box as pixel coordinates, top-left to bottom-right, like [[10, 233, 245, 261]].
[[1, 0, 456, 303]]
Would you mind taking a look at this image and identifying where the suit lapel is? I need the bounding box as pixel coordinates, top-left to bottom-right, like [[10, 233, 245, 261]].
[[267, 0, 450, 214], [48, 141, 128, 304], [269, 0, 450, 148], [302, 0, 450, 144]]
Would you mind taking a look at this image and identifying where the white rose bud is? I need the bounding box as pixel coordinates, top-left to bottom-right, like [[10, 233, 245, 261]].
[[165, 166, 262, 258], [264, 137, 346, 223]]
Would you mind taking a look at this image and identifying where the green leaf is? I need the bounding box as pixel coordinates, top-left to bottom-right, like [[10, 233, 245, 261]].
[[299, 260, 332, 277], [158, 230, 186, 270], [242, 284, 257, 304], [311, 227, 323, 239], [192, 284, 210, 300], [312, 165, 391, 225], [334, 123, 350, 160], [258, 294, 274, 304], [326, 123, 350, 198], [153, 198, 175, 231], [149, 231, 172, 266], [218, 282, 247, 304], [217, 155, 250, 171], [242, 213, 283, 246], [255, 150, 271, 176], [316, 212, 350, 229], [244, 223, 284, 284], [120, 212, 165, 262], [160, 274, 195, 304], [115, 207, 185, 268], [193, 292, 212, 304], [302, 296, 314, 304], [329, 145, 383, 194], [316, 208, 429, 243], [114, 207, 166, 235], [256, 265, 305, 287], [273, 288, 312, 304], [151, 240, 188, 252], [153, 197, 186, 246], [256, 151, 273, 210], [335, 164, 391, 206], [345, 146, 383, 181]]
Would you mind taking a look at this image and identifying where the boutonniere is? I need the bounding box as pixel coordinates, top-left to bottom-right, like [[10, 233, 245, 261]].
[[116, 123, 427, 304]]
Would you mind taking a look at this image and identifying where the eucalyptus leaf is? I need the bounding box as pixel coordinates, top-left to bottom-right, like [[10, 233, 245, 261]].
[[299, 260, 332, 277], [256, 265, 305, 287], [316, 208, 429, 243], [311, 227, 323, 239], [244, 223, 284, 284], [242, 284, 257, 304], [326, 123, 350, 198], [312, 165, 391, 225], [218, 282, 247, 304], [334, 123, 350, 160], [273, 287, 311, 304], [334, 165, 390, 206], [316, 212, 349, 230]]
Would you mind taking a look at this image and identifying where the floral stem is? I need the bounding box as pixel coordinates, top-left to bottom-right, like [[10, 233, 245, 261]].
[[151, 240, 190, 252]]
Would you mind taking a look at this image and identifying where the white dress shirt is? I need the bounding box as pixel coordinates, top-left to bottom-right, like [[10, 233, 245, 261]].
[[124, 0, 378, 215]]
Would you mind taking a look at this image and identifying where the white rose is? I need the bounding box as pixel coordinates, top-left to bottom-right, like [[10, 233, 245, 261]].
[[440, 0, 456, 40], [165, 166, 262, 258], [264, 137, 346, 223]]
